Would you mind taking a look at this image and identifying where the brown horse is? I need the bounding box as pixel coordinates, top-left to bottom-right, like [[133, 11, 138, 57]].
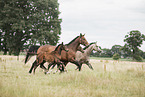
[[29, 33, 88, 74], [46, 33, 89, 73], [47, 45, 84, 74], [24, 44, 83, 64], [29, 42, 68, 74]]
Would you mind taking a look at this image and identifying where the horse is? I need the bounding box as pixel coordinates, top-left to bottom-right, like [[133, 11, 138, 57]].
[[29, 33, 89, 74], [24, 45, 40, 64], [45, 33, 89, 73], [75, 42, 102, 70], [47, 45, 84, 74], [24, 44, 84, 64], [29, 42, 68, 74], [42, 45, 85, 74]]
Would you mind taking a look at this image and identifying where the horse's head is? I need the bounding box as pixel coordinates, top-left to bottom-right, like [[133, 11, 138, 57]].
[[60, 42, 69, 52], [55, 42, 69, 55], [79, 33, 89, 46], [93, 42, 102, 53]]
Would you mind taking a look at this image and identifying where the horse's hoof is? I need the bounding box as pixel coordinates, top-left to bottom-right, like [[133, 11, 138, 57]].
[[45, 71, 51, 75], [64, 70, 67, 72]]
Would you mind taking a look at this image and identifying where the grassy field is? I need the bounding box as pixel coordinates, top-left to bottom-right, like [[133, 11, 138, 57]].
[[0, 55, 145, 97]]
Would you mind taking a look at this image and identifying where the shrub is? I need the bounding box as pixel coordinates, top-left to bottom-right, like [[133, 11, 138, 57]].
[[113, 53, 120, 60]]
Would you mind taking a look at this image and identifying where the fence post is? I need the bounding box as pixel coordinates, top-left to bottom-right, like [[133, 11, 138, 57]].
[[104, 64, 106, 72]]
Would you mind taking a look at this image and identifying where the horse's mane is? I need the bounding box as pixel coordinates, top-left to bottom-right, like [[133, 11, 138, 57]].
[[83, 42, 96, 50], [55, 44, 61, 51], [66, 36, 79, 46], [54, 44, 63, 55]]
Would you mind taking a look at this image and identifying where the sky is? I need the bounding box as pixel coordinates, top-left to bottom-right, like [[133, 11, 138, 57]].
[[58, 0, 145, 51]]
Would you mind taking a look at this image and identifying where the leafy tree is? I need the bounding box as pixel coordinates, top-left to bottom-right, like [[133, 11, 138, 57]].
[[122, 30, 145, 61], [100, 48, 112, 57], [111, 45, 122, 55], [0, 0, 61, 55], [120, 44, 132, 58]]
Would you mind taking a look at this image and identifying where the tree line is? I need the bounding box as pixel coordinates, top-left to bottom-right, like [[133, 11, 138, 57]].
[[0, 0, 61, 55], [92, 30, 145, 61]]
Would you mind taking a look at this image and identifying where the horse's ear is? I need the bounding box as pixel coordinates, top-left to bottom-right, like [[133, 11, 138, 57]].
[[80, 33, 82, 37], [61, 42, 64, 45], [83, 34, 85, 36]]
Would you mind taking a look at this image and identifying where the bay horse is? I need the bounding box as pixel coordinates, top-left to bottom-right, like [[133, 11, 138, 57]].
[[24, 44, 83, 64], [24, 45, 40, 64], [47, 45, 84, 74], [29, 33, 88, 74], [75, 42, 102, 70], [29, 42, 68, 74], [45, 33, 89, 73]]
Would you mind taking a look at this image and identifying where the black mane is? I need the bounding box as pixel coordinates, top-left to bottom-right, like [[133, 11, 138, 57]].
[[66, 36, 79, 46], [55, 44, 61, 51], [83, 42, 96, 50], [54, 44, 63, 55]]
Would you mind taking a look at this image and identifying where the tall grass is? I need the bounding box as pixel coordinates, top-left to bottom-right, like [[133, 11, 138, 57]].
[[0, 55, 145, 97]]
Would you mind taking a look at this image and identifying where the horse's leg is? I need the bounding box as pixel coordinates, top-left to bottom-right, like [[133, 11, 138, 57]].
[[45, 63, 54, 74], [61, 63, 67, 72], [86, 61, 94, 70], [51, 64, 56, 70], [48, 63, 55, 71], [29, 60, 37, 74], [25, 53, 30, 64], [39, 61, 47, 73], [33, 63, 40, 74], [57, 63, 64, 73], [70, 59, 81, 71], [53, 64, 60, 74], [75, 62, 82, 70]]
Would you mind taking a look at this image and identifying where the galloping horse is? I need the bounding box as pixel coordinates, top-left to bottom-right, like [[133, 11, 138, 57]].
[[45, 33, 89, 73], [75, 42, 102, 70], [29, 42, 68, 74], [24, 44, 83, 64], [29, 33, 88, 74], [47, 45, 84, 74]]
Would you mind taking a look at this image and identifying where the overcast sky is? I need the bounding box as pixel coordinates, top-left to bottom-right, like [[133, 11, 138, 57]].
[[58, 0, 145, 51]]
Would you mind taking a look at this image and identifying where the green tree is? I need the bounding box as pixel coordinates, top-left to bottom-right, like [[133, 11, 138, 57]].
[[100, 48, 112, 57], [123, 30, 145, 61], [111, 45, 122, 55], [0, 0, 61, 55]]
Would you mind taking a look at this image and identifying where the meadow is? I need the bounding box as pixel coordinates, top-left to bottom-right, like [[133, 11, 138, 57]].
[[0, 55, 145, 97]]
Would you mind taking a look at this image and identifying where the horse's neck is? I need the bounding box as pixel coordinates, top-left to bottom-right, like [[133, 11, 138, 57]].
[[67, 38, 80, 52], [54, 46, 62, 55], [84, 45, 94, 56]]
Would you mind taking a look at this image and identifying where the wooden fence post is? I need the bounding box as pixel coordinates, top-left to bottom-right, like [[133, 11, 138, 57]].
[[104, 64, 106, 72]]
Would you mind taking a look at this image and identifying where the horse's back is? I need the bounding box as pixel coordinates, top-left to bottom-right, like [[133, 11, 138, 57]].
[[37, 45, 56, 54], [28, 45, 40, 53]]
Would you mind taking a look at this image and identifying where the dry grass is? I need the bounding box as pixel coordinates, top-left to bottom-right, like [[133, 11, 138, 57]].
[[0, 55, 145, 97]]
